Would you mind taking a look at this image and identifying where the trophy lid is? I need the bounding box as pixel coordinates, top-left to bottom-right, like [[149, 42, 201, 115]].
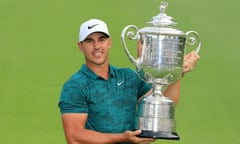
[[139, 1, 185, 36], [149, 1, 176, 27]]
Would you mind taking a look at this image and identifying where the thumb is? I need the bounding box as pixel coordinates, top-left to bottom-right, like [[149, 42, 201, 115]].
[[129, 129, 142, 137]]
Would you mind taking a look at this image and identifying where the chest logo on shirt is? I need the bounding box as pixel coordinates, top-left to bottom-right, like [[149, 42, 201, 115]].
[[117, 80, 125, 86]]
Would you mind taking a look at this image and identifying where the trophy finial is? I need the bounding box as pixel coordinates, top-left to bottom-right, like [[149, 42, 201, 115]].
[[160, 1, 168, 14]]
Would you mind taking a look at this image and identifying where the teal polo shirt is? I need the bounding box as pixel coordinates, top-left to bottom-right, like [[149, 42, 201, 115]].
[[59, 64, 151, 133]]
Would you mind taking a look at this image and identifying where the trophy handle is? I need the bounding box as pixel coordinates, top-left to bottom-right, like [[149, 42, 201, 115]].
[[186, 31, 201, 54], [121, 25, 141, 69]]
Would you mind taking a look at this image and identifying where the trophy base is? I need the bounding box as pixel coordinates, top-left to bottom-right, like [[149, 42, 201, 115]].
[[138, 130, 180, 140]]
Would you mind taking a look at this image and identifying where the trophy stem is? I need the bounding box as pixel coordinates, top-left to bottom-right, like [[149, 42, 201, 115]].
[[152, 78, 166, 98]]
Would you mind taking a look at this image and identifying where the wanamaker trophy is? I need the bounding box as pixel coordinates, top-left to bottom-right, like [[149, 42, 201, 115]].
[[121, 1, 201, 140]]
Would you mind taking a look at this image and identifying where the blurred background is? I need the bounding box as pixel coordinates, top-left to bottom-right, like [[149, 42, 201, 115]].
[[0, 0, 240, 143]]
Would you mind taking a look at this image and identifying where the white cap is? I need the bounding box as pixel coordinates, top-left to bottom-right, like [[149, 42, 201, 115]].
[[79, 19, 110, 42]]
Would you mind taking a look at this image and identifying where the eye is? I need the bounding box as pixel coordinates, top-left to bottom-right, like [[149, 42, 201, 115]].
[[99, 36, 107, 42], [84, 38, 93, 43]]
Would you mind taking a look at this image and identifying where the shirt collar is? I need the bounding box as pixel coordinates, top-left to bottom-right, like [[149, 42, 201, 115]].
[[80, 64, 115, 80]]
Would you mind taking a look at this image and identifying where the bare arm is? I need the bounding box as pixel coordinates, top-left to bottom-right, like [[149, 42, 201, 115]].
[[164, 51, 200, 106], [61, 113, 153, 144], [163, 80, 180, 106]]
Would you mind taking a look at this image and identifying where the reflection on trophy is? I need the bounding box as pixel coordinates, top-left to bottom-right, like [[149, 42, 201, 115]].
[[121, 1, 201, 140]]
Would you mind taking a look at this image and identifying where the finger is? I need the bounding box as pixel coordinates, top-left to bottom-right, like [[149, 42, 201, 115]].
[[124, 130, 141, 140], [185, 51, 200, 60], [138, 141, 155, 144], [125, 130, 139, 137], [132, 129, 142, 136], [184, 51, 194, 59], [183, 60, 194, 73], [129, 130, 154, 143], [137, 138, 155, 143], [191, 51, 200, 60]]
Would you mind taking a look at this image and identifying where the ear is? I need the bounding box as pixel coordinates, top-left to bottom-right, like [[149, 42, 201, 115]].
[[78, 42, 83, 51], [108, 38, 112, 48]]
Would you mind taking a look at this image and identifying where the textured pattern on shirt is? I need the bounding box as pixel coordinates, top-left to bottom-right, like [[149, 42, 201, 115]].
[[59, 64, 151, 133]]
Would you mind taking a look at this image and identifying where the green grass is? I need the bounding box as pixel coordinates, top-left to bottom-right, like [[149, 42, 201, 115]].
[[1, 0, 240, 143]]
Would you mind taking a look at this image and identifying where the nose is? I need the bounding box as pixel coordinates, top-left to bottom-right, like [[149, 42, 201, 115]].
[[93, 41, 101, 49]]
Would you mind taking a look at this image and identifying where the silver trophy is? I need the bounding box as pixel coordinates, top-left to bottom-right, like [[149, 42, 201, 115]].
[[121, 1, 201, 140]]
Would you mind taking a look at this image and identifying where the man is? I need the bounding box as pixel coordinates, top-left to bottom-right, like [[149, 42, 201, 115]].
[[58, 18, 200, 144]]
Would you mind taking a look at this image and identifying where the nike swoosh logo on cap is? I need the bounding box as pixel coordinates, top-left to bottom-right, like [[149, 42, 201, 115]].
[[88, 24, 99, 29]]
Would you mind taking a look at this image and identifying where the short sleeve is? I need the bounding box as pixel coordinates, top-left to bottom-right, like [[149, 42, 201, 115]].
[[58, 80, 89, 114]]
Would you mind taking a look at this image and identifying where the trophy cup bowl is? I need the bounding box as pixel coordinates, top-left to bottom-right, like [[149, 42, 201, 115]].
[[121, 1, 201, 140]]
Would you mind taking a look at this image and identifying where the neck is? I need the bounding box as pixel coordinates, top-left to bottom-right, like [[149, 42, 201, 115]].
[[87, 62, 109, 80]]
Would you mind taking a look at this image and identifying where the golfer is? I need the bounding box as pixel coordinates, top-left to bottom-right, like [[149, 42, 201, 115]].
[[58, 18, 200, 144]]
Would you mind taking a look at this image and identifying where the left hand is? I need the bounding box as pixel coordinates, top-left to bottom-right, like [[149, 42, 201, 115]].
[[183, 51, 200, 73]]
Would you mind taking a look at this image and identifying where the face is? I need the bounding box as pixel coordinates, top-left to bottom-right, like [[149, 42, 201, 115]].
[[78, 32, 112, 66]]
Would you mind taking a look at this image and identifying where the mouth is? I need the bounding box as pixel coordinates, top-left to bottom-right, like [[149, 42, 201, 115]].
[[93, 51, 103, 57]]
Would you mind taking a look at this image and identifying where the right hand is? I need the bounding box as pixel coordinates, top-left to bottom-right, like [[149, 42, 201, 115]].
[[183, 51, 200, 74], [123, 130, 154, 144]]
